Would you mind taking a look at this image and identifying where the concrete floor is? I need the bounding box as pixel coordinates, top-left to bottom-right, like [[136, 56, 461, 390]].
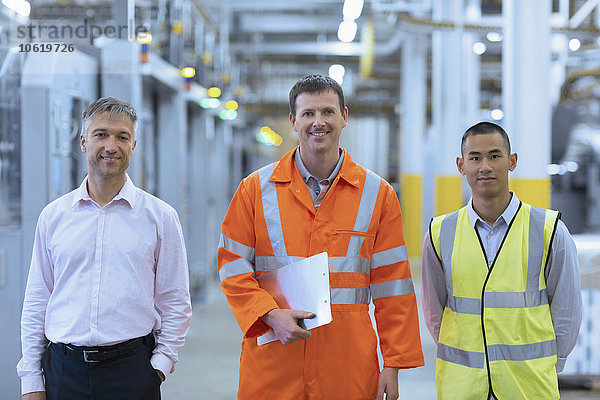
[[161, 279, 600, 399]]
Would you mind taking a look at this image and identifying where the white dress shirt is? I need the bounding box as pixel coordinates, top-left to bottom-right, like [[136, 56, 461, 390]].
[[17, 175, 192, 394], [421, 193, 582, 374]]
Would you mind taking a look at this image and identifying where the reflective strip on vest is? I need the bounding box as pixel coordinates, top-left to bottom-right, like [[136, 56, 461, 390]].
[[437, 343, 485, 369], [437, 338, 557, 368], [447, 296, 481, 315], [346, 169, 380, 258], [447, 290, 550, 315], [487, 339, 557, 362], [257, 163, 381, 305], [371, 245, 408, 269], [527, 206, 547, 292], [371, 278, 415, 300], [218, 233, 256, 281], [439, 210, 459, 305]]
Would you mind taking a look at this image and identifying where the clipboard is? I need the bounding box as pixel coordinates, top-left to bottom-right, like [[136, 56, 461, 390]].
[[256, 252, 332, 345]]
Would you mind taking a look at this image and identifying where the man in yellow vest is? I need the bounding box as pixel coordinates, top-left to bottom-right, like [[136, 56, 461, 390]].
[[421, 121, 582, 399]]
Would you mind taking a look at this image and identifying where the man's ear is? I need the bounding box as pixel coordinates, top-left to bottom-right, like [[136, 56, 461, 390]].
[[80, 133, 87, 153], [509, 153, 517, 171], [456, 156, 465, 175], [289, 113, 297, 131]]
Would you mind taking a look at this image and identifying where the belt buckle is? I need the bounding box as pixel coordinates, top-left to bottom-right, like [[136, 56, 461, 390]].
[[83, 350, 99, 363]]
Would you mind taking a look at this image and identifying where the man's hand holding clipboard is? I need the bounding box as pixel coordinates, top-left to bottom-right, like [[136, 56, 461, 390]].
[[256, 252, 332, 346]]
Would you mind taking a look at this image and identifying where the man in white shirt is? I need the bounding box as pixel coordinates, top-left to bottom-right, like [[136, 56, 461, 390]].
[[421, 122, 581, 399], [17, 97, 192, 400]]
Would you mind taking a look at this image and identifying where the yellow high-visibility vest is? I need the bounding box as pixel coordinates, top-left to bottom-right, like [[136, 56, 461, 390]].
[[430, 201, 560, 399]]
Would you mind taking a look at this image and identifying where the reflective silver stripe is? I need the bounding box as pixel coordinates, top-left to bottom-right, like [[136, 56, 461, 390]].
[[488, 339, 557, 362], [447, 295, 481, 315], [329, 256, 371, 273], [254, 255, 370, 273], [218, 233, 255, 262], [258, 163, 287, 258], [346, 169, 381, 258], [483, 289, 548, 308], [255, 255, 304, 271], [370, 278, 415, 300], [331, 287, 370, 304], [219, 258, 255, 282], [527, 206, 547, 292], [439, 210, 459, 297], [371, 245, 408, 269], [437, 343, 485, 369], [447, 290, 549, 313]]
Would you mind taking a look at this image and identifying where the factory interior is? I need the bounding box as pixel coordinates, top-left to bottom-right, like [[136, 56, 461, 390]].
[[1, 0, 600, 398]]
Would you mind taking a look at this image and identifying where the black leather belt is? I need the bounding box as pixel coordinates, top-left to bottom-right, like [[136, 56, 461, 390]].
[[55, 332, 154, 363]]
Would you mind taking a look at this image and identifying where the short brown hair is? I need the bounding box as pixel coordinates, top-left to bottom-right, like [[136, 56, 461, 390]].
[[288, 74, 345, 117]]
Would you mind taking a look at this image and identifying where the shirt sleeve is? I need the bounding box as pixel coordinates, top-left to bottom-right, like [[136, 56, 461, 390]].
[[217, 176, 279, 338], [151, 207, 192, 377], [370, 183, 424, 368], [421, 229, 447, 344], [17, 210, 53, 395], [545, 220, 582, 372]]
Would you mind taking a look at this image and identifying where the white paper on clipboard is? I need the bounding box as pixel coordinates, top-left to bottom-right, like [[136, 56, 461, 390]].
[[256, 252, 332, 346]]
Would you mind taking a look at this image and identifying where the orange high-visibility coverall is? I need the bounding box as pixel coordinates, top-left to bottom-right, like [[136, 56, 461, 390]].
[[217, 147, 424, 400]]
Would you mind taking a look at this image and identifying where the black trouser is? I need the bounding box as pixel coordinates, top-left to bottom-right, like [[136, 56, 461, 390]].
[[41, 333, 161, 400]]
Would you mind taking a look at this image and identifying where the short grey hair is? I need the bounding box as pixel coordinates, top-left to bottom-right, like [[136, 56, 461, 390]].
[[81, 97, 138, 137]]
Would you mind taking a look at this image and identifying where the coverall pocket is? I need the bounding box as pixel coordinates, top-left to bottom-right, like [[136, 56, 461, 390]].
[[331, 229, 376, 257]]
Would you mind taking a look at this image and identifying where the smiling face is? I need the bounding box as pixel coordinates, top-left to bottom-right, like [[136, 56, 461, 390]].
[[456, 132, 517, 201], [80, 111, 136, 182], [290, 89, 348, 159]]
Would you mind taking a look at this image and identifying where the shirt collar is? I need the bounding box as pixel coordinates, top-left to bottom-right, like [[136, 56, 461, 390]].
[[294, 147, 344, 184], [72, 174, 137, 209], [467, 191, 520, 228]]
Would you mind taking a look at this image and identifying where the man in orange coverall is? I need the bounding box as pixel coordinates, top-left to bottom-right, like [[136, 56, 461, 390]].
[[217, 74, 424, 400]]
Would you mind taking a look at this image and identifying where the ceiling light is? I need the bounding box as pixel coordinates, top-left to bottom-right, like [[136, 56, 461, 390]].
[[568, 38, 581, 51], [137, 32, 153, 44], [486, 32, 502, 42], [181, 67, 195, 78], [208, 87, 222, 98], [491, 109, 503, 120], [342, 0, 364, 21], [2, 0, 30, 16], [226, 100, 239, 111], [472, 42, 486, 55], [338, 20, 357, 43], [328, 64, 345, 85]]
